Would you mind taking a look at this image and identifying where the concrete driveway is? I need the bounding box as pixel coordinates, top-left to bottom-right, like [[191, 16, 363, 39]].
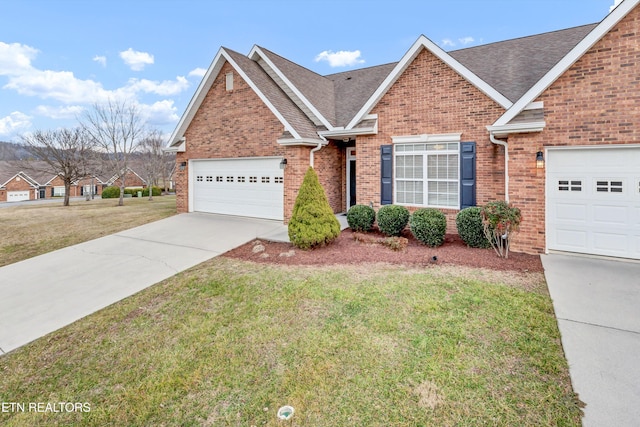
[[0, 213, 287, 355], [542, 254, 640, 427]]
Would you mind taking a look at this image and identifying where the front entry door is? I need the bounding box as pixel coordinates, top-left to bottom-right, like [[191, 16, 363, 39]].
[[347, 148, 356, 209]]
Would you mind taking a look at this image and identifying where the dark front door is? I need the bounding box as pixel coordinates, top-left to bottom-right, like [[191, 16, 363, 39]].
[[349, 158, 356, 207]]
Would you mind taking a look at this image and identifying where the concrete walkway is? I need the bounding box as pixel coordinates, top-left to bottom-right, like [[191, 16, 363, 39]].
[[0, 213, 287, 355], [542, 254, 640, 427]]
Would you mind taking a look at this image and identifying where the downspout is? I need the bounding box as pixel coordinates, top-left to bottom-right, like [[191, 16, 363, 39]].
[[489, 132, 509, 202], [309, 136, 327, 168]]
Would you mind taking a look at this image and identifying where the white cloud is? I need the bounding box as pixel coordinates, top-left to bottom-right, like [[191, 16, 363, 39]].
[[610, 0, 623, 12], [4, 69, 110, 104], [138, 99, 179, 125], [0, 111, 32, 136], [314, 50, 365, 67], [34, 105, 84, 119], [0, 42, 39, 75], [188, 67, 207, 78], [125, 76, 189, 96], [459, 36, 475, 45], [119, 48, 154, 71], [441, 39, 456, 47], [93, 55, 107, 67]]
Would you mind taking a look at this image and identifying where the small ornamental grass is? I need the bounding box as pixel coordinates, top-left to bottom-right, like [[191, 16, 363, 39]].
[[456, 207, 491, 248], [376, 205, 410, 237], [410, 208, 447, 247], [346, 204, 376, 232], [288, 167, 340, 250]]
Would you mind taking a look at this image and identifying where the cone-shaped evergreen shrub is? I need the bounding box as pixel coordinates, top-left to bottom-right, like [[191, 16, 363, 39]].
[[288, 167, 340, 250]]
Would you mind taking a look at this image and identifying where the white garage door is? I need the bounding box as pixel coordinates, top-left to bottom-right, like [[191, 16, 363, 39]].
[[7, 191, 30, 202], [546, 147, 640, 259], [192, 158, 284, 220]]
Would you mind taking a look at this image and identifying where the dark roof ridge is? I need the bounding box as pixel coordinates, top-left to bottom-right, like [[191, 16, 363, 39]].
[[256, 46, 330, 81], [323, 61, 400, 78]]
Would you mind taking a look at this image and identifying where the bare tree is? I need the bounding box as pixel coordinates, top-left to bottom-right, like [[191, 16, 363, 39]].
[[138, 129, 170, 201], [20, 128, 93, 206], [80, 99, 145, 206]]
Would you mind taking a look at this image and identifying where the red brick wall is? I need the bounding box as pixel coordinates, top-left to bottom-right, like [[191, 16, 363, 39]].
[[356, 48, 506, 234], [508, 6, 640, 254], [176, 61, 342, 220]]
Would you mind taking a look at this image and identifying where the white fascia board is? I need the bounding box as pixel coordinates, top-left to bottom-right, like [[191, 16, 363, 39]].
[[319, 115, 378, 138], [163, 138, 185, 153], [167, 48, 227, 147], [249, 46, 334, 131], [524, 101, 544, 110], [346, 35, 513, 130], [493, 0, 640, 127], [277, 137, 328, 147], [224, 50, 301, 140], [486, 121, 546, 136], [392, 133, 462, 144]]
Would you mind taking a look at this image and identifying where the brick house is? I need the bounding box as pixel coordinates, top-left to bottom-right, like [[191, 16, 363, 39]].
[[167, 0, 640, 260]]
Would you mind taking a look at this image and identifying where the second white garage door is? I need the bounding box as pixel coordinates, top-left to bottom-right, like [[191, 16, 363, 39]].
[[546, 146, 640, 259], [192, 158, 284, 220]]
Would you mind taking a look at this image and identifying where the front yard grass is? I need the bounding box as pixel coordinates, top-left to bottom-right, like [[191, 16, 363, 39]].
[[0, 196, 176, 267], [0, 258, 582, 426]]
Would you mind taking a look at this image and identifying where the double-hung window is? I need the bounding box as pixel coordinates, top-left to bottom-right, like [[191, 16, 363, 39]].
[[393, 134, 460, 209]]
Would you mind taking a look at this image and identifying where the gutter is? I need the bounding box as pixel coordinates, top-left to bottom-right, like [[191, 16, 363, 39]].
[[489, 132, 509, 202], [310, 135, 327, 168]]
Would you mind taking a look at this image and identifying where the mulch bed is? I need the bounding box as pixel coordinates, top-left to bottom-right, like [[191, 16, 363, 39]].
[[223, 228, 543, 273]]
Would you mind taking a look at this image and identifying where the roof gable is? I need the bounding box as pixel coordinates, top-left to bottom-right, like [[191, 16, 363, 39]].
[[493, 0, 640, 127], [168, 47, 321, 147], [346, 35, 514, 130]]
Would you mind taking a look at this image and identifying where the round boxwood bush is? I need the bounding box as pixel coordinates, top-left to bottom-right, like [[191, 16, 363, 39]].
[[410, 208, 447, 247], [376, 205, 410, 237], [142, 186, 162, 197], [456, 207, 491, 248], [346, 204, 376, 232], [101, 186, 120, 199]]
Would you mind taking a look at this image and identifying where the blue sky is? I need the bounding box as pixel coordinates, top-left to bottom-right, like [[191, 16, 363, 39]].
[[0, 0, 623, 142]]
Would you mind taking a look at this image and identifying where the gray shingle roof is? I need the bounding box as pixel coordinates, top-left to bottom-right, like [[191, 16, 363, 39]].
[[224, 48, 320, 140], [449, 24, 598, 102]]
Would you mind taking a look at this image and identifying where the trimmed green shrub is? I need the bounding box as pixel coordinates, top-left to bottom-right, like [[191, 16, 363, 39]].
[[142, 186, 162, 197], [456, 207, 491, 248], [346, 204, 376, 232], [376, 205, 410, 237], [101, 186, 120, 199], [288, 167, 341, 250], [481, 201, 522, 259], [410, 208, 447, 247]]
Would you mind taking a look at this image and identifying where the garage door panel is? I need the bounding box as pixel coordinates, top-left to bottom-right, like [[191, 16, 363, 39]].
[[556, 203, 587, 221], [192, 158, 284, 220], [7, 191, 30, 202], [547, 147, 640, 260]]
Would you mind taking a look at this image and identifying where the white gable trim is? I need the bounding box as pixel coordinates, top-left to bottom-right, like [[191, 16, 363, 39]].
[[493, 0, 640, 127], [346, 35, 513, 130], [167, 47, 301, 147], [249, 46, 335, 131]]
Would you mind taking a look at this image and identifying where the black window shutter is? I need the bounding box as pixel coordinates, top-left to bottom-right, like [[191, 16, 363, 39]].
[[380, 145, 393, 205], [460, 142, 476, 209]]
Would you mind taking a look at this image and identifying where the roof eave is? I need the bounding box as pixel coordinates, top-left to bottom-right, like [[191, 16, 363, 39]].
[[277, 137, 328, 147], [486, 121, 547, 137]]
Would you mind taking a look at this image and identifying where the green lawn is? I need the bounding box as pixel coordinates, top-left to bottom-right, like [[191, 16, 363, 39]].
[[0, 196, 176, 267], [0, 259, 582, 426]]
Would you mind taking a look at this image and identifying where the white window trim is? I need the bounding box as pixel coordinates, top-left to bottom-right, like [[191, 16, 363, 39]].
[[393, 133, 461, 209]]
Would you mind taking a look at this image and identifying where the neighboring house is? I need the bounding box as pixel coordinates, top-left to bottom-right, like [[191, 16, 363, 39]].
[[167, 0, 640, 260], [0, 171, 40, 202], [105, 168, 147, 189]]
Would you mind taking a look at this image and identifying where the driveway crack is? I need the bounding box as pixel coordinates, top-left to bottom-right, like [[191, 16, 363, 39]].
[[557, 317, 640, 336]]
